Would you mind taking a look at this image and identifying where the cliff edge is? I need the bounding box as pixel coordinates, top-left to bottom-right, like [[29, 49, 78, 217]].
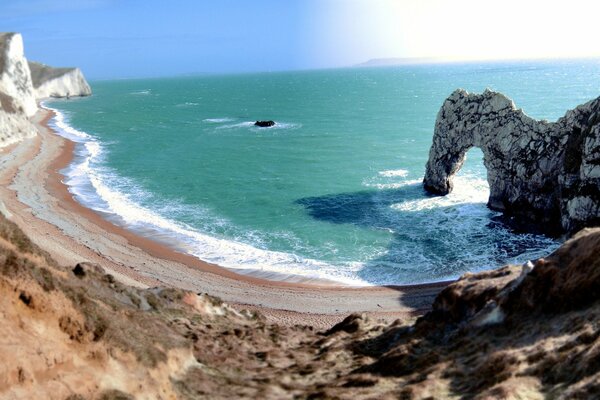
[[0, 32, 91, 149], [0, 33, 37, 117], [424, 89, 600, 235], [0, 33, 37, 147], [28, 61, 92, 99]]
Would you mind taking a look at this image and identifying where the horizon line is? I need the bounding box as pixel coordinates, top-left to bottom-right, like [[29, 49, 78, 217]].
[[88, 55, 600, 82]]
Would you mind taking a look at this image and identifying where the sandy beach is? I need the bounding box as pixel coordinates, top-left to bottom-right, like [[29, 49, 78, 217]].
[[0, 107, 447, 328]]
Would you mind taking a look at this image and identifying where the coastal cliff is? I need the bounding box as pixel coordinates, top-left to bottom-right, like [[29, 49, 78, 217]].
[[0, 33, 37, 117], [0, 32, 91, 149], [424, 89, 600, 234], [28, 61, 92, 99], [0, 33, 37, 147]]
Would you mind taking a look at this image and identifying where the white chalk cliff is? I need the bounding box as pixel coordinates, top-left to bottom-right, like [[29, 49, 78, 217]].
[[29, 61, 92, 99], [0, 33, 37, 117], [0, 32, 91, 149]]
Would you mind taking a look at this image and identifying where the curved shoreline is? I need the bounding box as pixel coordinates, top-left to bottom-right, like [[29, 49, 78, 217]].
[[0, 107, 448, 327]]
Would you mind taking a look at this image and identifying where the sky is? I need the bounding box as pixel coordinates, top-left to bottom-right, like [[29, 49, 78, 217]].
[[2, 0, 600, 79]]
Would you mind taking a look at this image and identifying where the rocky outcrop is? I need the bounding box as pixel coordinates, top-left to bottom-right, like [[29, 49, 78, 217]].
[[0, 33, 37, 117], [424, 89, 600, 234], [368, 227, 600, 399], [0, 32, 91, 149], [28, 61, 92, 99], [255, 120, 275, 127]]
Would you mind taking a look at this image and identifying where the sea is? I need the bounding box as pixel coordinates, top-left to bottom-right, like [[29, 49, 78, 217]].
[[45, 60, 600, 286]]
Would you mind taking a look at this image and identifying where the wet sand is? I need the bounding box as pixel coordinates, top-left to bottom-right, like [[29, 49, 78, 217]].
[[0, 107, 448, 328]]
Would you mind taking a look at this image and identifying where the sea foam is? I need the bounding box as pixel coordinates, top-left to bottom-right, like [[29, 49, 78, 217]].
[[43, 105, 371, 286], [378, 169, 409, 178], [355, 167, 559, 282], [130, 89, 151, 95], [392, 175, 489, 212], [214, 120, 302, 131], [203, 117, 234, 123]]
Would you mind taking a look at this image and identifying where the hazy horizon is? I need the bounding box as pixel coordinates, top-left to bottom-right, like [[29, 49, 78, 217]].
[[3, 0, 600, 80], [82, 55, 600, 83]]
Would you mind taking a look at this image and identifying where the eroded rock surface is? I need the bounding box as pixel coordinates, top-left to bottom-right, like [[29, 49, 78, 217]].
[[424, 89, 600, 234]]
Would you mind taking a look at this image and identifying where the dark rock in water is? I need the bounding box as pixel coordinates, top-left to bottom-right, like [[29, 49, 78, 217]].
[[423, 89, 600, 235], [254, 120, 275, 127]]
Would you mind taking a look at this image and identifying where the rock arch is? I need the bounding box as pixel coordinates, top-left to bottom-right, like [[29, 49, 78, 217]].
[[423, 89, 600, 235]]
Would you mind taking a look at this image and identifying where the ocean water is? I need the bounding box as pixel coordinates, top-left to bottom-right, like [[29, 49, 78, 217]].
[[45, 60, 600, 285]]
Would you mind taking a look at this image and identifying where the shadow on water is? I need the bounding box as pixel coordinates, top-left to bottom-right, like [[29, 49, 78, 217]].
[[295, 182, 559, 307], [296, 185, 423, 226]]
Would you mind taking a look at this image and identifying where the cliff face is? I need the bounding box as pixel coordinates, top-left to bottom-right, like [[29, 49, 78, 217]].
[[0, 33, 37, 148], [0, 90, 37, 148], [28, 61, 92, 99], [424, 89, 600, 234], [0, 33, 37, 117], [0, 32, 91, 149]]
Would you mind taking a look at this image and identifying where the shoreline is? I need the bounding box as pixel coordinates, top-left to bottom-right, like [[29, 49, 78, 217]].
[[46, 125, 342, 290], [45, 102, 379, 288], [0, 106, 448, 327]]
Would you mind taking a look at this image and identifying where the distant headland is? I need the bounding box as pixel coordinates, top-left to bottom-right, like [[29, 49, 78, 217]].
[[355, 57, 448, 67]]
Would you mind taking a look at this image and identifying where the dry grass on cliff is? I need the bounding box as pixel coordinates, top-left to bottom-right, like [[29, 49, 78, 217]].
[[0, 213, 390, 399], [2, 211, 600, 399]]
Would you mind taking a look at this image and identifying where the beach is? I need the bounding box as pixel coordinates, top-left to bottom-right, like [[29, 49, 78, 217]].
[[0, 107, 446, 328]]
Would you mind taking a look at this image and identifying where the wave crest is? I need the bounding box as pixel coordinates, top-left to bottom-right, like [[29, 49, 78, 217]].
[[42, 105, 370, 286]]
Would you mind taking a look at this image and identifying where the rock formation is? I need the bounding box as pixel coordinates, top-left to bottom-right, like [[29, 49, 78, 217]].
[[255, 120, 275, 127], [0, 32, 37, 117], [0, 34, 37, 147], [424, 89, 600, 235], [28, 61, 92, 99], [0, 90, 36, 148], [0, 32, 91, 149]]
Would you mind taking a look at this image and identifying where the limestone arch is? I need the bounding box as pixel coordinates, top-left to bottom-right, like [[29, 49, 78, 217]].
[[423, 89, 564, 229]]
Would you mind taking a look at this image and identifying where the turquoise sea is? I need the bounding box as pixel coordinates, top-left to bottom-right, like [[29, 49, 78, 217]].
[[46, 60, 600, 285]]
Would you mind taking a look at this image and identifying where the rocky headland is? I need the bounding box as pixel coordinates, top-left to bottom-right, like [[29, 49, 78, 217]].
[[424, 89, 600, 235], [28, 61, 92, 99], [0, 32, 91, 149]]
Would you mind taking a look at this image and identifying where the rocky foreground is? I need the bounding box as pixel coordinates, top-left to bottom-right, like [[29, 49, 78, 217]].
[[2, 210, 600, 399]]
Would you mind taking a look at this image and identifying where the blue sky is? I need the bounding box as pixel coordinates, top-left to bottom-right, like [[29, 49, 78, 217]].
[[3, 0, 600, 80], [2, 0, 311, 78]]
